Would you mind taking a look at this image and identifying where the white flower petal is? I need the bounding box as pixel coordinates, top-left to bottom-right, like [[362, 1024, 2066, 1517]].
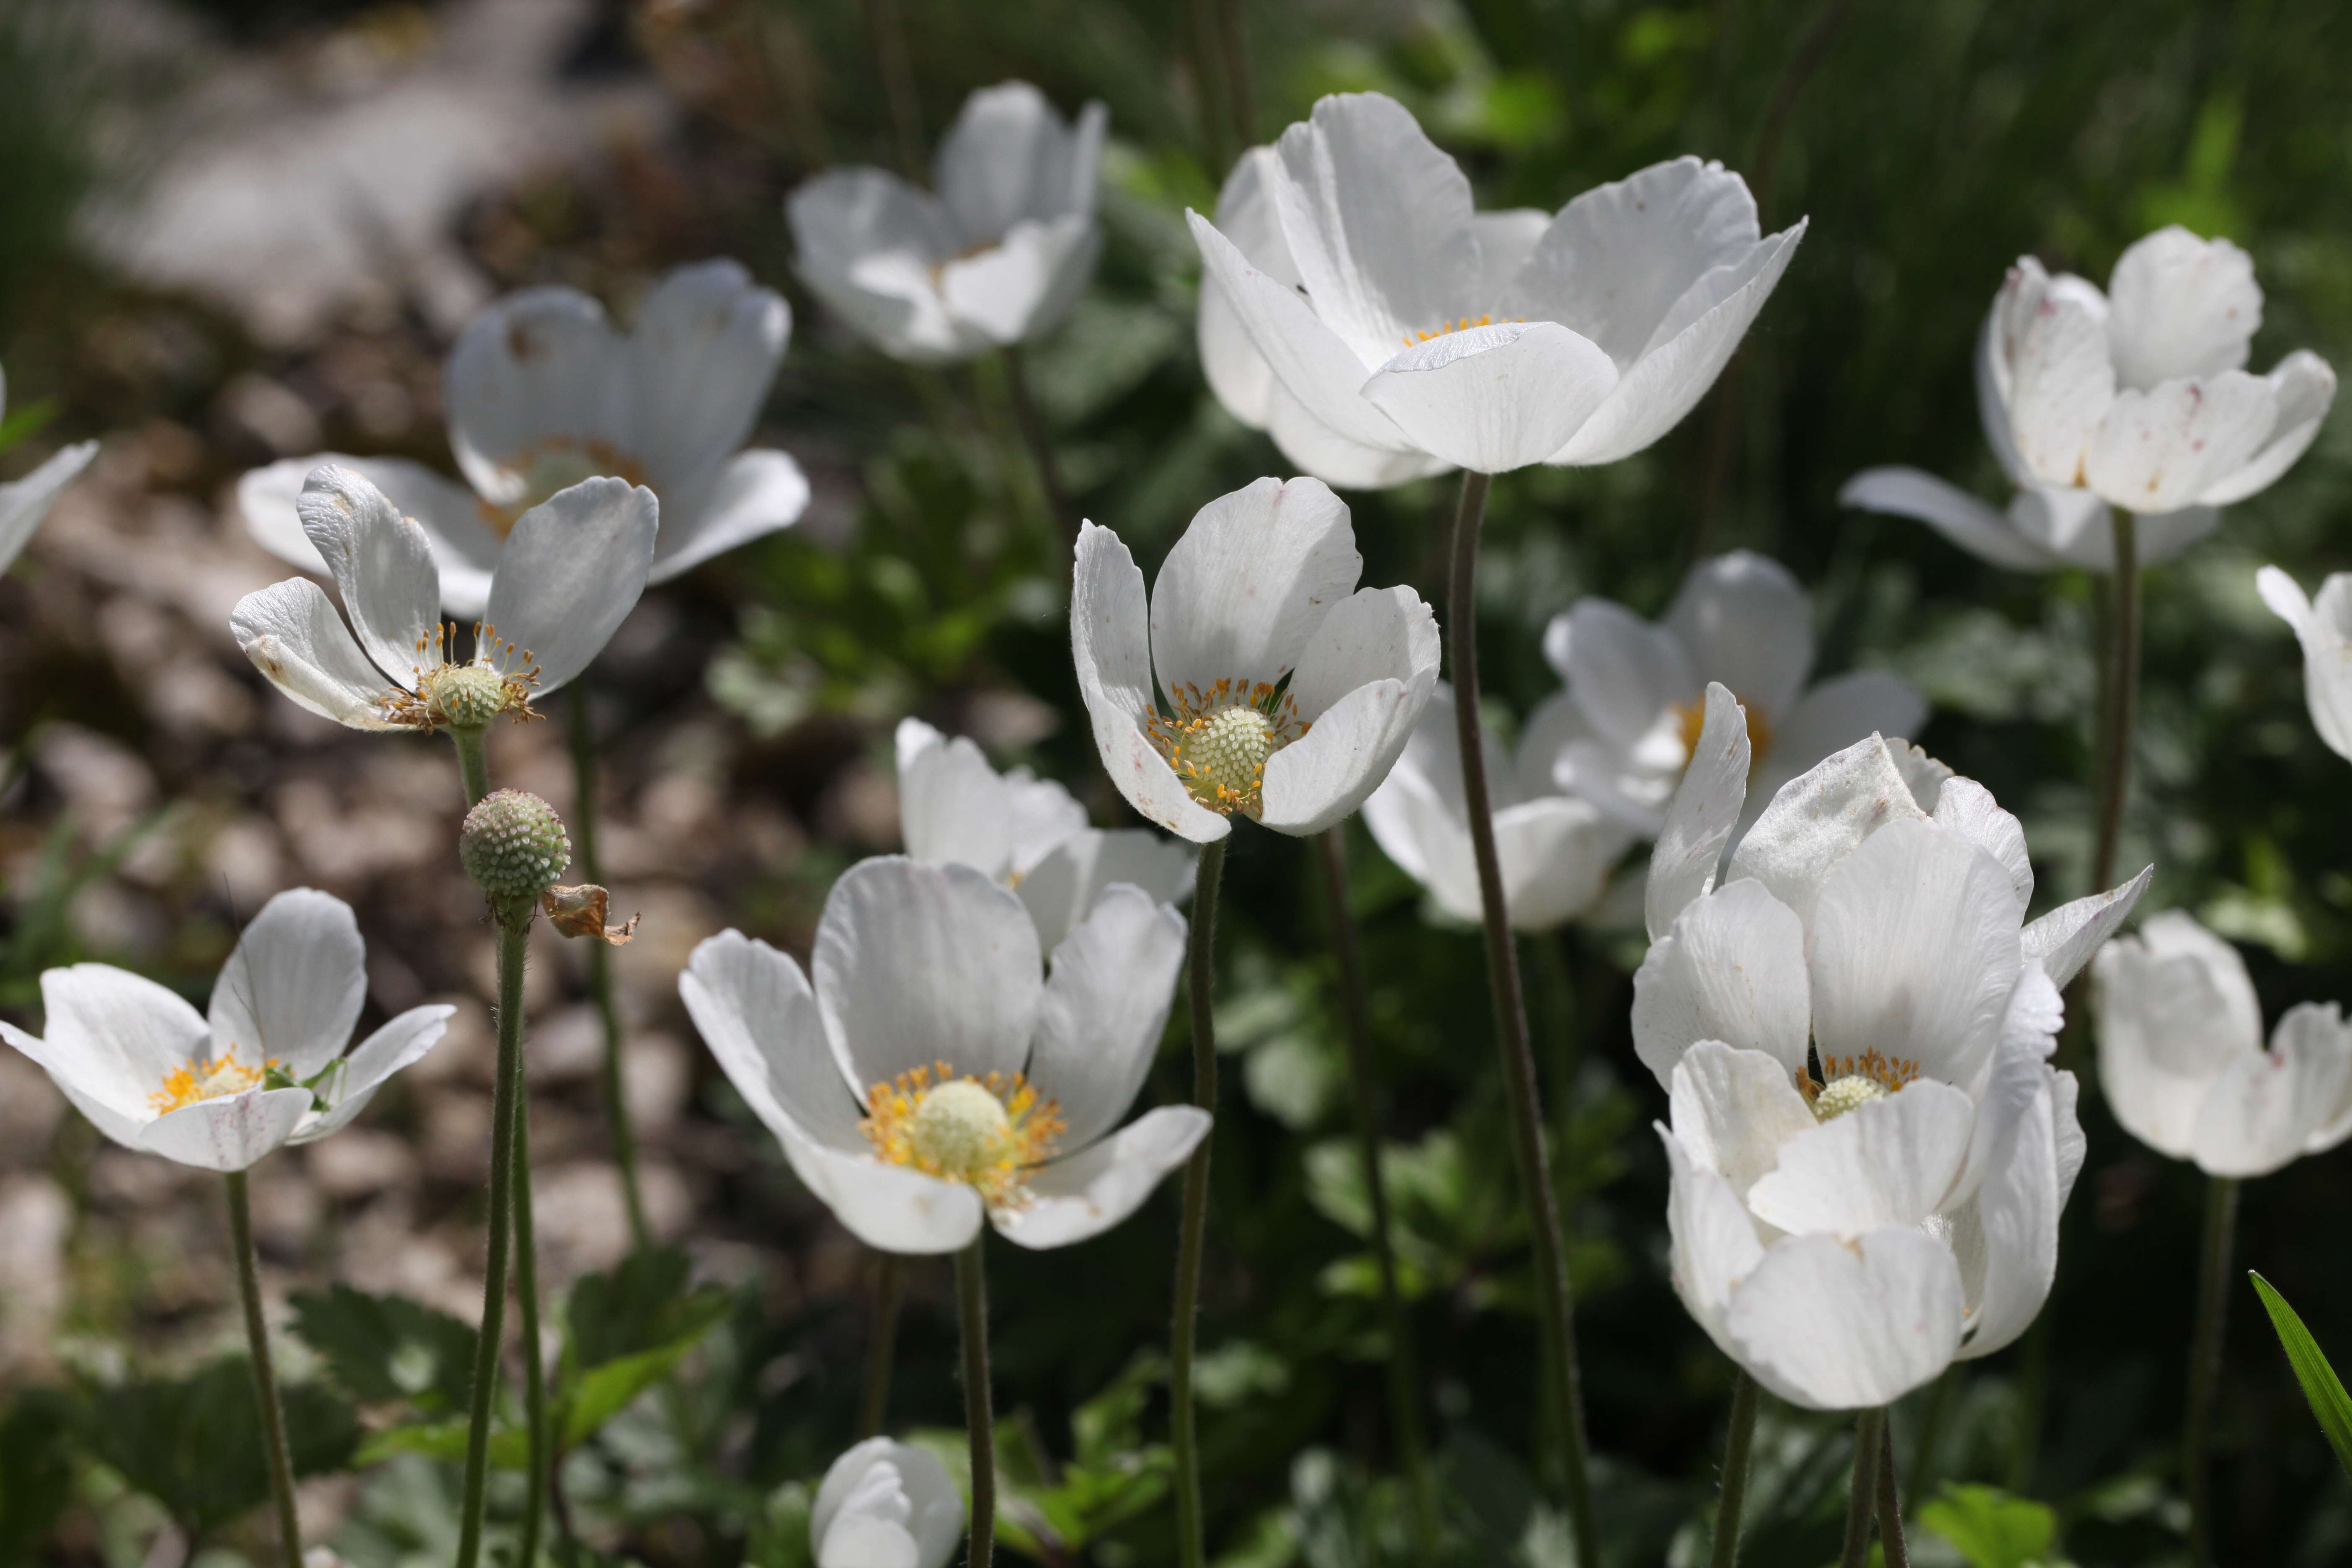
[[2092, 916, 2244, 1163], [1727, 735, 1931, 936], [788, 169, 971, 363], [2020, 864, 2151, 989], [1745, 1080, 1975, 1238], [1665, 552, 1813, 720], [895, 720, 1014, 879], [295, 464, 441, 686], [1668, 1041, 1818, 1197], [1553, 597, 1696, 753], [1837, 467, 2060, 571], [2186, 1026, 2322, 1179], [2007, 289, 2116, 489], [1632, 878, 1810, 1089], [1947, 1065, 2062, 1360], [239, 454, 499, 616], [1660, 1125, 1765, 1358], [1929, 777, 2032, 918], [1150, 476, 1362, 695], [2084, 371, 2276, 514], [624, 260, 790, 510], [446, 286, 632, 503], [1003, 771, 1091, 877], [2287, 1003, 2352, 1158], [483, 476, 658, 692], [290, 1003, 453, 1145], [1014, 828, 1196, 952], [140, 1087, 313, 1172], [33, 964, 211, 1128], [1282, 583, 1442, 724], [936, 84, 1102, 240], [0, 1019, 151, 1146], [2197, 351, 2338, 507], [681, 929, 867, 1150], [648, 449, 809, 580], [1491, 797, 1629, 931], [813, 858, 1043, 1090], [784, 1123, 988, 1255], [2260, 565, 2352, 763], [995, 1105, 1210, 1250], [813, 1438, 962, 1568], [1026, 885, 1186, 1148], [1645, 681, 1750, 941], [0, 439, 98, 577], [1072, 523, 1230, 844], [1725, 1227, 1963, 1411], [1199, 147, 1292, 429], [939, 214, 1101, 346], [2105, 227, 2260, 392], [1360, 320, 1618, 474], [1753, 671, 1928, 812], [1264, 381, 1453, 490], [230, 579, 403, 730], [1259, 674, 1435, 836], [2010, 485, 2120, 570], [211, 888, 366, 1081]]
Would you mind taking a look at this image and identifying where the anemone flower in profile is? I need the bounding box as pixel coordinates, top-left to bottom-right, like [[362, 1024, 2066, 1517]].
[[896, 717, 1193, 947], [238, 261, 805, 613], [810, 1437, 964, 1568], [1189, 93, 1804, 483], [231, 464, 654, 734], [1844, 227, 2337, 570], [1072, 476, 1439, 843], [0, 365, 101, 577], [2257, 565, 2352, 765]]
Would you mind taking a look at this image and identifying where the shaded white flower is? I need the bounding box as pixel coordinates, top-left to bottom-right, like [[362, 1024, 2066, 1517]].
[[1073, 476, 1439, 844], [810, 1437, 963, 1568], [0, 889, 452, 1172], [1636, 686, 2148, 1409], [239, 261, 805, 615], [2257, 565, 2352, 763], [1544, 551, 1924, 835], [896, 718, 1193, 948], [231, 464, 653, 732], [2094, 910, 2352, 1179], [1190, 93, 1803, 482], [1844, 227, 2336, 569], [790, 82, 1106, 363], [680, 856, 1206, 1254], [0, 366, 101, 576], [1361, 683, 1632, 931]]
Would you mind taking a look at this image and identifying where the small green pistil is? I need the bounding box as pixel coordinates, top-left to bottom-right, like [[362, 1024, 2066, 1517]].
[[908, 1079, 1014, 1181], [426, 663, 512, 732], [1174, 705, 1279, 813]]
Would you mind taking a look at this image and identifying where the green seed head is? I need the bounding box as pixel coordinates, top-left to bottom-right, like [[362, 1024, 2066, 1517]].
[[460, 789, 571, 900], [424, 663, 513, 732]]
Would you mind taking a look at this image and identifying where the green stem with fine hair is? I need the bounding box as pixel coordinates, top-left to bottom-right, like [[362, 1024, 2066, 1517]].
[[1171, 836, 1226, 1568], [861, 1251, 905, 1439], [566, 690, 650, 1252], [2186, 1174, 2241, 1567], [456, 913, 531, 1568], [1315, 825, 1438, 1554], [226, 1170, 303, 1567], [1839, 1407, 1886, 1568], [2091, 513, 2141, 894], [1709, 1370, 1760, 1568], [514, 1074, 548, 1567], [1445, 469, 1596, 1563], [957, 1239, 996, 1568], [453, 727, 490, 808], [1876, 1414, 1910, 1568]]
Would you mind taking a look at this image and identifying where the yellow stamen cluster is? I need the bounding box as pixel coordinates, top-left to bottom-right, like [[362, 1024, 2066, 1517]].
[[1145, 678, 1309, 818], [384, 622, 542, 732], [859, 1062, 1065, 1209], [1675, 695, 1774, 767], [1797, 1049, 1921, 1122], [1403, 314, 1514, 346], [151, 1049, 273, 1114], [475, 438, 646, 538]]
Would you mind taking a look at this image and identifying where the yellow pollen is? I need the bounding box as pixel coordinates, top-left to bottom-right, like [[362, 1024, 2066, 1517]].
[[475, 438, 645, 538], [150, 1049, 273, 1114], [1797, 1049, 1921, 1121], [860, 1062, 1065, 1208], [1675, 696, 1774, 767], [1403, 314, 1519, 345], [1145, 679, 1310, 818]]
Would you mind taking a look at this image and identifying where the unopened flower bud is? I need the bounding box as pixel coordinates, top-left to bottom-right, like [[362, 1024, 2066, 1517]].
[[460, 789, 571, 903]]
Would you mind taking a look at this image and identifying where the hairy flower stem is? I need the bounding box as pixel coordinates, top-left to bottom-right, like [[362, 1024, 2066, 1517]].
[[1446, 470, 1596, 1563], [454, 727, 491, 809], [2092, 514, 2141, 893], [1876, 1416, 1910, 1568], [860, 1251, 905, 1439], [226, 1171, 303, 1567], [514, 1076, 549, 1567], [567, 691, 650, 1251], [1315, 826, 1439, 1555], [957, 1239, 997, 1568], [1839, 1408, 1886, 1568], [1709, 1370, 1759, 1568], [456, 915, 531, 1568], [2186, 1174, 2241, 1567], [1171, 836, 1226, 1568], [1003, 346, 1070, 553]]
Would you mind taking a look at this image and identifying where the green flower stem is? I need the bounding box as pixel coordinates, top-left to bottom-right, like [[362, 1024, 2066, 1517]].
[[1002, 345, 1070, 552], [956, 1238, 996, 1568], [1907, 1363, 1956, 1511], [2186, 1174, 2242, 1567], [1315, 825, 1438, 1554], [860, 1251, 905, 1439], [1709, 1369, 1759, 1568], [566, 690, 650, 1253], [514, 1077, 548, 1568], [226, 1170, 303, 1567], [1839, 1407, 1886, 1568], [1171, 836, 1227, 1568], [1444, 469, 1596, 1565], [1876, 1413, 1910, 1568], [454, 727, 491, 808], [2091, 512, 2141, 893], [456, 913, 531, 1568]]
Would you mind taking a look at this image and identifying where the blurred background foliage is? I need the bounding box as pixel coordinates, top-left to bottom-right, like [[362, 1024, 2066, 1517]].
[[3, 0, 2352, 1563]]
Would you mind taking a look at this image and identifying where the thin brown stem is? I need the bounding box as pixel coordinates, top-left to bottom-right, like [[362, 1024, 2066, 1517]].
[[1839, 1408, 1886, 1568], [1709, 1370, 1759, 1568], [456, 915, 530, 1568], [957, 1239, 996, 1568], [226, 1171, 303, 1567], [2092, 515, 2140, 893], [514, 1068, 548, 1568], [2185, 1174, 2241, 1567], [861, 1251, 905, 1439], [566, 691, 649, 1252], [1171, 837, 1226, 1568], [1876, 1414, 1910, 1568]]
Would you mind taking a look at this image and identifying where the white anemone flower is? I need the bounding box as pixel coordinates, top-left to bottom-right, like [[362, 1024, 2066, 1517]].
[[0, 366, 101, 576], [810, 1437, 963, 1568], [231, 464, 654, 732], [1635, 685, 2148, 1409], [1074, 477, 1438, 843], [1844, 228, 2336, 570], [0, 889, 452, 1173], [1543, 551, 1924, 836], [2094, 911, 2352, 1179], [680, 856, 1207, 1254], [2257, 565, 2352, 764], [1189, 93, 1803, 482], [239, 260, 805, 616], [789, 82, 1106, 363], [1361, 683, 1632, 931], [895, 718, 1193, 948]]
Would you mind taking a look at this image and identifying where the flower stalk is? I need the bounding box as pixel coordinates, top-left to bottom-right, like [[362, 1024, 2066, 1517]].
[[567, 691, 650, 1251], [1839, 1407, 1887, 1568], [957, 1238, 997, 1568], [513, 1075, 549, 1568], [226, 1169, 303, 1568], [1876, 1416, 1911, 1568], [1315, 825, 1438, 1554], [1709, 1369, 1759, 1568], [860, 1251, 905, 1439], [1445, 469, 1596, 1564], [2091, 513, 2141, 892], [1171, 836, 1226, 1568], [2186, 1173, 2241, 1567], [456, 912, 530, 1568]]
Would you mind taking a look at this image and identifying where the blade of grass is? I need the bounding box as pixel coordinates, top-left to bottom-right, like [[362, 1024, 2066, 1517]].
[[2250, 1271, 2352, 1481]]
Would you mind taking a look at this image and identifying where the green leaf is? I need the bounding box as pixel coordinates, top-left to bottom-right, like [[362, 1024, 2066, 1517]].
[[2251, 1271, 2352, 1480], [564, 1246, 731, 1371], [87, 1356, 359, 1534], [562, 1333, 713, 1449], [290, 1283, 477, 1413], [1917, 1482, 2057, 1568]]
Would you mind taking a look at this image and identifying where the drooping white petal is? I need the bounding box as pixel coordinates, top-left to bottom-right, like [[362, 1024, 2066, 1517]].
[[1659, 1127, 1764, 1356], [1071, 523, 1230, 844], [0, 1020, 148, 1146], [1258, 674, 1433, 836], [2093, 919, 2243, 1164], [1727, 735, 1930, 935], [231, 579, 406, 730], [649, 449, 810, 581], [1645, 681, 1750, 941], [2012, 485, 2123, 570], [289, 1003, 454, 1144], [482, 476, 658, 693], [1725, 1228, 1964, 1411], [1668, 1041, 1818, 1197], [812, 1439, 962, 1568], [1149, 477, 1361, 696], [1358, 321, 1618, 475], [33, 964, 211, 1116], [1265, 382, 1454, 490], [2084, 371, 2276, 514], [2021, 864, 2151, 989], [1930, 778, 2032, 918], [2007, 290, 2116, 489], [295, 464, 442, 687], [238, 454, 499, 616], [1948, 1065, 2063, 1359], [1552, 597, 1696, 753], [1490, 797, 1629, 931], [210, 887, 366, 1081], [812, 858, 1043, 1091], [1199, 147, 1292, 430], [1003, 772, 1094, 878], [1631, 879, 1811, 1088], [1753, 672, 1929, 807], [778, 1120, 988, 1254], [140, 1088, 314, 1172], [2289, 1003, 2352, 1158], [681, 929, 868, 1150], [1026, 885, 1186, 1149], [2104, 227, 2260, 392], [2259, 566, 2352, 763], [895, 720, 1014, 879], [1836, 468, 2061, 572], [1014, 829, 1196, 952], [995, 1105, 1211, 1250], [0, 439, 98, 578], [936, 83, 1101, 241], [2185, 1032, 2318, 1179], [625, 260, 791, 509], [445, 286, 633, 503], [787, 169, 971, 363], [1745, 1081, 1975, 1238], [939, 214, 1100, 346], [2196, 351, 2337, 506], [1665, 552, 1814, 722]]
